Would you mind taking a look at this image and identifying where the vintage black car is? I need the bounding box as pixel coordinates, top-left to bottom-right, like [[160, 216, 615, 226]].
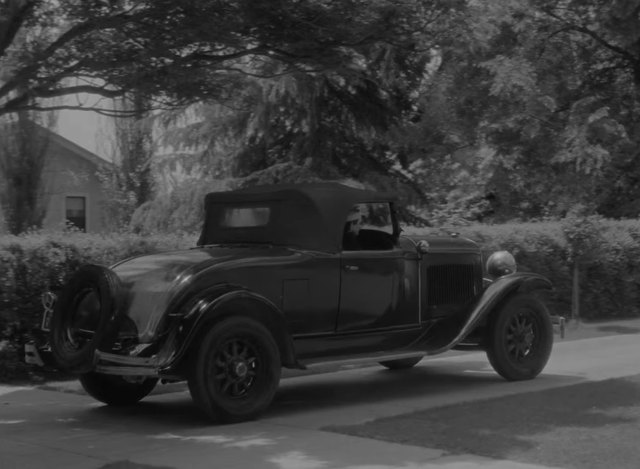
[[42, 182, 556, 423]]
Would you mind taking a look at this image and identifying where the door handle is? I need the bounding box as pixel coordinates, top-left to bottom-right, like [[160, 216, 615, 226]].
[[344, 264, 359, 271]]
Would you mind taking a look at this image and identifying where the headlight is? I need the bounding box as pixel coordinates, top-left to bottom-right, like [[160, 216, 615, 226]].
[[486, 251, 517, 278]]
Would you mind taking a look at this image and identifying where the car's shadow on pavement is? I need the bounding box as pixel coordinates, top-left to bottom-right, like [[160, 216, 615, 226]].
[[273, 362, 496, 407], [72, 360, 582, 430]]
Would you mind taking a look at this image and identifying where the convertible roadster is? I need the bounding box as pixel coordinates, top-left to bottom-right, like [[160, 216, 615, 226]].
[[42, 182, 556, 423]]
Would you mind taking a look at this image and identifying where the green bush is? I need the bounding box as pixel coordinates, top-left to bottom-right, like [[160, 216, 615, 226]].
[[405, 217, 640, 319]]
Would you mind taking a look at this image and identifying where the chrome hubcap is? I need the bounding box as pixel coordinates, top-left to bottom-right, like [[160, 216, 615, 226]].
[[212, 338, 258, 398]]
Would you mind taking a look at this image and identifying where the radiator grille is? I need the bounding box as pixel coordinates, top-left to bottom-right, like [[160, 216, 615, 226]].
[[427, 263, 481, 306]]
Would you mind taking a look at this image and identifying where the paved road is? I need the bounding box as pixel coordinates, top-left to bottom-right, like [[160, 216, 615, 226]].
[[1, 331, 639, 469]]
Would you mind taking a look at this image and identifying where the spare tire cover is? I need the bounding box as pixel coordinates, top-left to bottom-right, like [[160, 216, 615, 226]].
[[49, 264, 124, 373]]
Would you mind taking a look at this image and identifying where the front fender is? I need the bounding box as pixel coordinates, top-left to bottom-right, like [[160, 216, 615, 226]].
[[160, 287, 300, 373], [427, 272, 552, 355]]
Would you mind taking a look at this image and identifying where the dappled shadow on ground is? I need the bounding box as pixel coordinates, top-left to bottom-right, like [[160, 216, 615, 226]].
[[326, 374, 640, 469]]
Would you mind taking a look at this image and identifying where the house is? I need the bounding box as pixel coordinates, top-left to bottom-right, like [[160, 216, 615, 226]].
[[0, 124, 111, 233], [40, 131, 111, 232]]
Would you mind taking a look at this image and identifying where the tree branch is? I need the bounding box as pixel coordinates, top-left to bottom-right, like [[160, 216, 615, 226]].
[[541, 8, 638, 65], [31, 84, 124, 100], [0, 103, 144, 118], [0, 8, 147, 100]]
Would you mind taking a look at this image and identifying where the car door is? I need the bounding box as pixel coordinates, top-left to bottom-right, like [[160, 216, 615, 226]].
[[337, 202, 418, 332], [338, 249, 409, 331]]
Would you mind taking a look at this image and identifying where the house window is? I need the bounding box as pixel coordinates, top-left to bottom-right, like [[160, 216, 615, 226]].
[[66, 196, 86, 232]]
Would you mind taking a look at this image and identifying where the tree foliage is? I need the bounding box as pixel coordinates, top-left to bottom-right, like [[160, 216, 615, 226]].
[[393, 0, 640, 222], [0, 0, 443, 116], [155, 1, 463, 212], [3, 0, 640, 229], [0, 111, 55, 233], [98, 93, 154, 230]]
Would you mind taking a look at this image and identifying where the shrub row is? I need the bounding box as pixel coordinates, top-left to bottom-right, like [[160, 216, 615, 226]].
[[0, 230, 195, 380], [406, 215, 640, 320]]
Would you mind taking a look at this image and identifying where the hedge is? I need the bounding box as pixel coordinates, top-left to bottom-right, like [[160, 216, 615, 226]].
[[0, 230, 195, 380], [405, 215, 640, 320], [2, 216, 640, 379]]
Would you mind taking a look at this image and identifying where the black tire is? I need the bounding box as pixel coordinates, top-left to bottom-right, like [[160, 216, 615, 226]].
[[49, 264, 123, 374], [79, 372, 158, 405], [379, 356, 423, 370], [486, 293, 553, 381], [188, 317, 281, 424]]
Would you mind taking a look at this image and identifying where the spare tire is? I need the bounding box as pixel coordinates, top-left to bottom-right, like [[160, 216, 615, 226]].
[[49, 264, 124, 374]]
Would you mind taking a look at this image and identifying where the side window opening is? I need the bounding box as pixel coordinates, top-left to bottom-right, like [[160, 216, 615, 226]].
[[342, 203, 395, 251]]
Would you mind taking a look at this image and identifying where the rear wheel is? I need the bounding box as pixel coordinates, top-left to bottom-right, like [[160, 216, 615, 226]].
[[486, 294, 553, 381], [79, 372, 158, 405], [188, 317, 281, 423], [379, 356, 422, 370]]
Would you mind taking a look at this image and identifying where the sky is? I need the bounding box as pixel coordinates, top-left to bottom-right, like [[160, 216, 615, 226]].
[[56, 109, 112, 160], [53, 92, 115, 160]]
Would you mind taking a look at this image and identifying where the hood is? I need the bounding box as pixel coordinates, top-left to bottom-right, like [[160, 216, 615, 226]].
[[403, 234, 480, 253]]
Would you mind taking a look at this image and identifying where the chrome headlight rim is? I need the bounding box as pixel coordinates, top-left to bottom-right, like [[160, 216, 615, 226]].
[[486, 250, 517, 278]]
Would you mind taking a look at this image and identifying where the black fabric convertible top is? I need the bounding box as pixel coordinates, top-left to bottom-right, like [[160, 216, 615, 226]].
[[198, 182, 396, 252]]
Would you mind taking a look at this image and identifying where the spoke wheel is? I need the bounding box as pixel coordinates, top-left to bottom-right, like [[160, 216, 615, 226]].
[[486, 294, 553, 381], [188, 317, 281, 423], [505, 311, 537, 362], [212, 338, 259, 399]]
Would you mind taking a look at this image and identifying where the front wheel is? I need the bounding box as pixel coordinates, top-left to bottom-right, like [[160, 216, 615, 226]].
[[79, 372, 158, 405], [486, 294, 553, 381], [188, 317, 281, 423]]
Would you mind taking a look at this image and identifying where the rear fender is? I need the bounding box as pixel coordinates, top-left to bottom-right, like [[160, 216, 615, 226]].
[[162, 288, 300, 372], [428, 272, 552, 355]]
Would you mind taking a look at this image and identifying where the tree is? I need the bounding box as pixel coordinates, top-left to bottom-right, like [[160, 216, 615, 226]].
[[153, 1, 464, 211], [0, 110, 56, 233], [0, 0, 446, 117], [99, 93, 154, 230], [396, 0, 640, 222], [533, 0, 640, 217]]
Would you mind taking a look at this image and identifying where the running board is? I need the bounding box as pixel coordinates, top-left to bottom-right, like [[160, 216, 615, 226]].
[[300, 351, 426, 370]]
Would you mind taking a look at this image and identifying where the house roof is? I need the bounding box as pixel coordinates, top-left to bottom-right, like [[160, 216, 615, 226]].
[[0, 119, 111, 168], [45, 126, 111, 168]]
